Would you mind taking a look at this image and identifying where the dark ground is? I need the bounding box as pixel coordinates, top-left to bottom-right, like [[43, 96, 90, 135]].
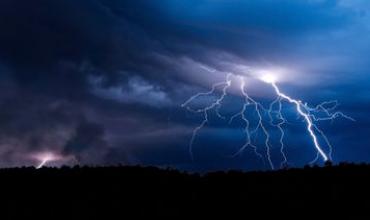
[[0, 163, 369, 218]]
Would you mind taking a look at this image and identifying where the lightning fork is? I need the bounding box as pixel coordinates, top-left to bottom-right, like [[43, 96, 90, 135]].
[[182, 73, 232, 160], [228, 78, 264, 162]]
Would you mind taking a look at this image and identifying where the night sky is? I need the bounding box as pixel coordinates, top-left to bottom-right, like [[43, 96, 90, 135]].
[[0, 0, 369, 171]]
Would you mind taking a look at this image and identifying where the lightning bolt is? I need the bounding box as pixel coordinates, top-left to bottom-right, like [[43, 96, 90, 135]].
[[228, 78, 264, 163], [268, 96, 288, 168], [33, 152, 77, 169], [183, 72, 353, 169], [36, 157, 50, 169], [269, 82, 328, 161], [268, 81, 354, 164], [181, 73, 232, 160], [237, 78, 274, 169]]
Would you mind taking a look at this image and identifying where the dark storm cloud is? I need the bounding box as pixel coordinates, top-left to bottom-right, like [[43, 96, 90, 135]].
[[0, 0, 113, 68], [0, 0, 368, 169], [0, 0, 358, 93], [63, 119, 109, 163]]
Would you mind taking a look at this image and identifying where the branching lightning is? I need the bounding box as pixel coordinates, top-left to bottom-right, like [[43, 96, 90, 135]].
[[228, 79, 263, 162], [182, 72, 353, 169], [181, 73, 232, 160], [235, 78, 274, 169], [269, 80, 328, 162]]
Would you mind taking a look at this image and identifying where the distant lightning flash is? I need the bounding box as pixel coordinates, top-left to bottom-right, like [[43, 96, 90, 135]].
[[37, 157, 50, 169], [35, 153, 58, 169], [32, 152, 75, 169], [182, 72, 353, 169]]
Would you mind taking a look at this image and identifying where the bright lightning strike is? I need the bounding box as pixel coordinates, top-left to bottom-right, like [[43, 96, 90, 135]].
[[260, 74, 277, 84], [183, 71, 353, 169], [264, 76, 328, 162]]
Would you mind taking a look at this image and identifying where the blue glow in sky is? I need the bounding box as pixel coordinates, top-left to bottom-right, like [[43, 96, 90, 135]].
[[0, 0, 369, 170]]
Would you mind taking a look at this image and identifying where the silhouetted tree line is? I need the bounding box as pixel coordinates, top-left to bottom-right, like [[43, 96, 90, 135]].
[[0, 162, 369, 218]]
